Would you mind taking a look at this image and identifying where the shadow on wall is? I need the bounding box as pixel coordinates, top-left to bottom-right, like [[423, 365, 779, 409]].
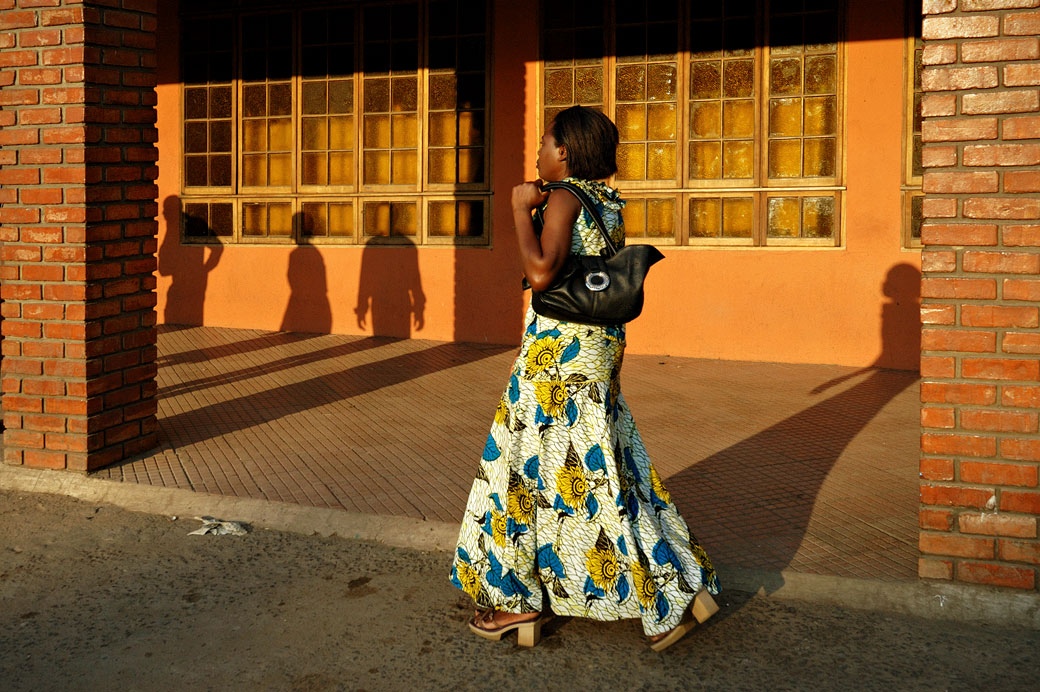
[[281, 213, 332, 333], [158, 195, 222, 327], [665, 263, 920, 603], [355, 236, 426, 339]]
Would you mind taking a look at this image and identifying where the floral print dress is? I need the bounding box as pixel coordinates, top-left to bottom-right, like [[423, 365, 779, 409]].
[[450, 177, 719, 637]]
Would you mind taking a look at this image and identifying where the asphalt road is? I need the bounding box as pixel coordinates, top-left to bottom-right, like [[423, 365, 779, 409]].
[[1, 488, 1037, 692]]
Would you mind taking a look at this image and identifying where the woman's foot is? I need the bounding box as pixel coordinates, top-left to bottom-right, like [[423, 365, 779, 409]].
[[469, 609, 551, 647], [649, 590, 720, 652]]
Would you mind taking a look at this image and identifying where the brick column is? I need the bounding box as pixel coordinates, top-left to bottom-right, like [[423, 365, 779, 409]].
[[0, 0, 159, 471], [918, 0, 1040, 590]]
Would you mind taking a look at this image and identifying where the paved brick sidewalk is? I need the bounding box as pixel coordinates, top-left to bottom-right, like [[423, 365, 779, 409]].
[[94, 325, 921, 581]]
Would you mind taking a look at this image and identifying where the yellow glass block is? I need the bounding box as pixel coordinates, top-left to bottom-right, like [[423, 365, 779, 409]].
[[646, 63, 677, 101], [364, 78, 390, 112], [770, 58, 802, 95], [242, 85, 266, 118], [302, 117, 327, 150], [689, 141, 721, 179], [269, 154, 291, 186], [392, 77, 417, 112], [392, 150, 417, 184], [458, 148, 483, 183], [242, 155, 266, 186], [646, 199, 674, 238], [803, 138, 835, 177], [574, 67, 602, 103], [767, 197, 800, 237], [302, 81, 327, 115], [428, 148, 455, 183], [616, 104, 646, 142], [544, 69, 573, 106], [689, 61, 721, 99], [544, 107, 564, 131], [429, 74, 457, 110], [364, 202, 390, 236], [329, 203, 353, 237], [329, 79, 353, 114], [616, 64, 646, 101], [428, 201, 455, 236], [769, 98, 802, 137], [302, 202, 326, 236], [647, 103, 676, 140], [302, 152, 327, 185], [723, 60, 754, 98], [269, 118, 292, 151], [689, 198, 721, 238], [768, 139, 802, 178], [723, 141, 753, 178], [804, 96, 835, 136], [429, 112, 456, 147], [390, 202, 417, 236], [392, 113, 418, 148], [458, 111, 483, 146], [269, 83, 291, 117], [723, 100, 754, 138], [364, 151, 390, 184], [689, 101, 721, 139], [329, 116, 353, 149], [805, 55, 836, 95], [243, 119, 266, 152], [458, 201, 482, 236], [329, 151, 353, 185], [647, 143, 676, 179], [616, 143, 646, 180], [722, 198, 753, 237], [803, 196, 835, 238], [623, 199, 645, 237], [242, 203, 265, 235], [364, 115, 390, 148]]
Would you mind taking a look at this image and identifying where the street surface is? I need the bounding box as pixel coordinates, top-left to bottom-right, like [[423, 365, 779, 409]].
[[1, 489, 1037, 692]]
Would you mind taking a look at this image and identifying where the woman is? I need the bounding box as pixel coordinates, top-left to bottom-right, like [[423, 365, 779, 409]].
[[449, 106, 720, 651]]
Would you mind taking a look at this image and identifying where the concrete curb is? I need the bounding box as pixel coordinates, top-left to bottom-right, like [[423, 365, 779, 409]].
[[4, 464, 1038, 631]]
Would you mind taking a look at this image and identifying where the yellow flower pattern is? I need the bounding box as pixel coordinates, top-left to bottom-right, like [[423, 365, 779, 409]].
[[450, 178, 719, 637]]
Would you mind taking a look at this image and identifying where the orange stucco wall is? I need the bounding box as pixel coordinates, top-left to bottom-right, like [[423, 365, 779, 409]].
[[155, 0, 920, 369]]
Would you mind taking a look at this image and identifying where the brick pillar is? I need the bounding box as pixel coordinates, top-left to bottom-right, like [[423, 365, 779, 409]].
[[918, 0, 1040, 590], [0, 0, 159, 471]]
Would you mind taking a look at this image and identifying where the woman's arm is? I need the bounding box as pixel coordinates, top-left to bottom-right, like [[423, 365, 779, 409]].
[[512, 183, 580, 292]]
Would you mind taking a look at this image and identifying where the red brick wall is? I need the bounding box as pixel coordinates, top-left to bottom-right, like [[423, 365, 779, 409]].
[[919, 0, 1040, 590], [0, 0, 159, 471]]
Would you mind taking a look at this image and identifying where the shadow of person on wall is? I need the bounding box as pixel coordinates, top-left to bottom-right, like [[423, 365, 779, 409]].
[[158, 195, 223, 328], [355, 236, 426, 338], [665, 263, 921, 613], [280, 214, 332, 334]]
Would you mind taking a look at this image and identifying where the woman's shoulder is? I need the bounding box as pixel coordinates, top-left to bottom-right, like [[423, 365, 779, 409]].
[[563, 177, 625, 212]]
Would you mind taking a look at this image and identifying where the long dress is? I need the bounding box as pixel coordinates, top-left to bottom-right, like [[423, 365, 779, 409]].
[[449, 177, 720, 637]]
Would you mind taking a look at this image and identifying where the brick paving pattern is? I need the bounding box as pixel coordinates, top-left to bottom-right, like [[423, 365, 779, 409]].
[[94, 326, 921, 581]]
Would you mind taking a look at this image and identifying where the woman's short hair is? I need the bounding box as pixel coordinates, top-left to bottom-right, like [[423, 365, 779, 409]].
[[550, 106, 619, 180]]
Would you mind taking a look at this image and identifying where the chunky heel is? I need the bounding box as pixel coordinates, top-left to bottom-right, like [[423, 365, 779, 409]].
[[516, 618, 544, 647], [691, 589, 719, 623]]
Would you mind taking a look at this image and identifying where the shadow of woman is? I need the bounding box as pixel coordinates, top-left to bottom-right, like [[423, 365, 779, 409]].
[[665, 263, 922, 609], [280, 221, 333, 333], [158, 195, 223, 327], [355, 236, 426, 338]]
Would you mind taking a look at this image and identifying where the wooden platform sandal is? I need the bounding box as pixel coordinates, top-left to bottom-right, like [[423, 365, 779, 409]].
[[468, 609, 553, 647], [649, 589, 720, 652]]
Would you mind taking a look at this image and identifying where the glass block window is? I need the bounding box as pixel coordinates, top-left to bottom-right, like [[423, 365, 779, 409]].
[[903, 6, 923, 248], [179, 1, 490, 245], [541, 0, 846, 246]]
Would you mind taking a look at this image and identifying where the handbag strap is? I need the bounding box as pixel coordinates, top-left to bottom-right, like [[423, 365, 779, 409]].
[[540, 181, 619, 257]]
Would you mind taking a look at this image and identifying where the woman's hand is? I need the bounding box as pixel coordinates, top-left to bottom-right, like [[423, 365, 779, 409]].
[[512, 181, 549, 213]]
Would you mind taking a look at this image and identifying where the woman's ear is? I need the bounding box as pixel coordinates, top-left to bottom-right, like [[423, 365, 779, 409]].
[[557, 144, 567, 162]]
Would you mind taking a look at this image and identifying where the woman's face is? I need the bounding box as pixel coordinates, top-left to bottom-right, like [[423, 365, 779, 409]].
[[535, 126, 567, 181]]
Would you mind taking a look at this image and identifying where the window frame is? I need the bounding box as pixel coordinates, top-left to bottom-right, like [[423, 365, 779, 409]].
[[178, 1, 493, 247], [538, 0, 848, 248], [901, 4, 924, 249]]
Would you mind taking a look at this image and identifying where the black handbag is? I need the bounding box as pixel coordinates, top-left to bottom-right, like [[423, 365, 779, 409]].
[[525, 181, 664, 326]]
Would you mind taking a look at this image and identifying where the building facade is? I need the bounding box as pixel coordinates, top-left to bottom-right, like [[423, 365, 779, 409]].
[[0, 0, 1038, 591]]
